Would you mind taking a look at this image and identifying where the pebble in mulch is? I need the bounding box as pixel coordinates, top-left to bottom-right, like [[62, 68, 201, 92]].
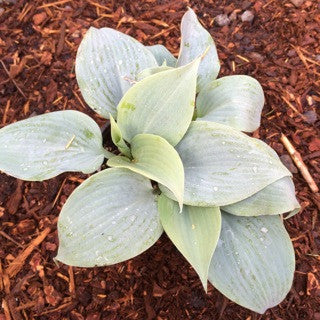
[[214, 13, 230, 27], [290, 0, 305, 7], [241, 10, 255, 23]]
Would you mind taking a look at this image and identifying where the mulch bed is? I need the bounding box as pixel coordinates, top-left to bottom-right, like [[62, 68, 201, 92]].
[[0, 0, 319, 319]]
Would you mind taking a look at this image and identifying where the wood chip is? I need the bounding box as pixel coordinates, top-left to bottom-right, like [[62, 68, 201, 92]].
[[6, 228, 51, 278], [281, 134, 319, 193]]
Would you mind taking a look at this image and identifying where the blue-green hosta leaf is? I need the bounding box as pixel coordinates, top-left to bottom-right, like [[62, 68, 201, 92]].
[[0, 111, 105, 181], [110, 114, 131, 158], [196, 75, 265, 132], [209, 212, 295, 314], [222, 176, 300, 217], [146, 44, 177, 67], [117, 58, 200, 146], [158, 194, 221, 291], [76, 27, 157, 119], [108, 134, 184, 209], [56, 168, 162, 267], [137, 65, 174, 81], [177, 8, 220, 91], [160, 121, 291, 207]]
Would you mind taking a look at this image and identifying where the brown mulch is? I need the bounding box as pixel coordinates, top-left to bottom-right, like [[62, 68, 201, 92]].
[[0, 0, 319, 319]]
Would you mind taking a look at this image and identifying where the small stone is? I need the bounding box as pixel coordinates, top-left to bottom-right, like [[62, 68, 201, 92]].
[[241, 10, 255, 23], [290, 0, 304, 7], [280, 154, 298, 174], [215, 14, 230, 27], [287, 49, 297, 57], [303, 110, 317, 124], [249, 52, 264, 63], [71, 30, 81, 38], [33, 12, 47, 25]]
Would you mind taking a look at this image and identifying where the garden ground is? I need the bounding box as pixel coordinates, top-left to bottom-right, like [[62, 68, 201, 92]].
[[0, 0, 319, 319]]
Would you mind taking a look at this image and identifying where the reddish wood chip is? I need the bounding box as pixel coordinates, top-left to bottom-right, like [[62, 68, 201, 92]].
[[44, 285, 62, 306], [33, 12, 47, 25], [307, 272, 320, 296], [309, 138, 320, 152]]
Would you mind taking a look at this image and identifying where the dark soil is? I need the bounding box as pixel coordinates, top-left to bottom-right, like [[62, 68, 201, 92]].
[[0, 0, 320, 319]]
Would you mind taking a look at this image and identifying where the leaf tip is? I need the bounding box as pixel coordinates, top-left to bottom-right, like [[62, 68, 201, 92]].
[[109, 112, 115, 123], [200, 276, 208, 293], [284, 205, 301, 219], [86, 26, 98, 37], [185, 6, 196, 17]]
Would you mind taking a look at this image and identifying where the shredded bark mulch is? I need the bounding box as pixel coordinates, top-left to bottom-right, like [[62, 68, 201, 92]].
[[0, 0, 319, 319]]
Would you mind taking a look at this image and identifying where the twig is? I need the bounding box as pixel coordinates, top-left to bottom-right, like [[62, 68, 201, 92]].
[[291, 45, 309, 69], [0, 262, 3, 293], [2, 299, 12, 320], [67, 176, 85, 183], [263, 0, 275, 8], [149, 26, 175, 40], [281, 96, 307, 121], [2, 99, 10, 125], [236, 54, 250, 63], [35, 301, 73, 315], [68, 266, 75, 297], [38, 0, 72, 9], [280, 134, 319, 193], [16, 301, 36, 311], [299, 47, 320, 67], [72, 90, 87, 111], [232, 61, 236, 72], [85, 0, 112, 12], [56, 20, 66, 57], [0, 231, 24, 249], [51, 178, 67, 208], [6, 227, 51, 278], [0, 60, 27, 99], [17, 3, 32, 21], [281, 96, 301, 115], [65, 134, 76, 150]]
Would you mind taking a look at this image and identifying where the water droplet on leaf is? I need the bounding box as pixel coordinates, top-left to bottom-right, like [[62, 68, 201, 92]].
[[260, 227, 268, 233], [107, 235, 114, 242]]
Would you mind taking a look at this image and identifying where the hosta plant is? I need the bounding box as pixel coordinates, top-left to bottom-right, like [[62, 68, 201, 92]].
[[0, 8, 300, 314]]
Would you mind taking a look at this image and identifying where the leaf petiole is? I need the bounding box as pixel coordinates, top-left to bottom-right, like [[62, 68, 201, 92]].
[[103, 149, 116, 159]]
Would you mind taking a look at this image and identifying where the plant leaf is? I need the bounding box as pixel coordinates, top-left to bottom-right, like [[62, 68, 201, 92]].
[[146, 44, 177, 67], [196, 75, 265, 132], [158, 194, 221, 291], [208, 212, 295, 314], [56, 168, 162, 267], [75, 27, 157, 119], [177, 8, 220, 91], [160, 121, 291, 207], [110, 114, 131, 158], [0, 110, 105, 181], [117, 58, 200, 146], [108, 134, 184, 209], [137, 65, 174, 81], [222, 176, 300, 217]]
